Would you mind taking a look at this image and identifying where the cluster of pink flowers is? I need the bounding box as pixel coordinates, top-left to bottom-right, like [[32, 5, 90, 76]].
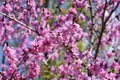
[[0, 0, 120, 80]]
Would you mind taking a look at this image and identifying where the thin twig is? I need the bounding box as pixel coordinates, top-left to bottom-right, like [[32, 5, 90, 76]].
[[105, 3, 120, 24], [94, 0, 107, 60], [9, 52, 28, 80], [88, 0, 95, 51], [88, 0, 94, 26], [94, 1, 120, 60], [0, 12, 36, 32]]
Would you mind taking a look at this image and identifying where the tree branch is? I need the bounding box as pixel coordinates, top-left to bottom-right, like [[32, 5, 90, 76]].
[[0, 12, 36, 32], [88, 0, 94, 27], [9, 51, 28, 80], [94, 2, 120, 60], [88, 0, 95, 51], [105, 2, 120, 24], [94, 0, 107, 60]]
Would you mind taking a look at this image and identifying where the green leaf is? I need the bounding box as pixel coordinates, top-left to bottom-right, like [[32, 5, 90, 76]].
[[77, 41, 85, 52]]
